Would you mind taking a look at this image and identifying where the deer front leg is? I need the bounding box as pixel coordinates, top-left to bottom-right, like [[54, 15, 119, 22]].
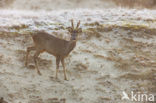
[[34, 50, 42, 75], [56, 57, 60, 79], [61, 58, 67, 80], [25, 46, 35, 66]]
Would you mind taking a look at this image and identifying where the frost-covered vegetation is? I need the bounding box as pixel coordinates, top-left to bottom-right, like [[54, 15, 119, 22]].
[[113, 0, 156, 8], [0, 0, 156, 103], [0, 8, 155, 103]]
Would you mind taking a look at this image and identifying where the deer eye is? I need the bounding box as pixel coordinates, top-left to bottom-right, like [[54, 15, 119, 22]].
[[74, 30, 78, 33]]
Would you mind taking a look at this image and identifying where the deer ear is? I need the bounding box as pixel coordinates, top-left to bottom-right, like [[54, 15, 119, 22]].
[[67, 27, 73, 33], [78, 28, 82, 33]]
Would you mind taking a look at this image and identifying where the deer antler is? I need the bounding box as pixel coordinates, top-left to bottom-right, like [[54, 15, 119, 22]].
[[76, 20, 80, 29], [71, 19, 74, 29]]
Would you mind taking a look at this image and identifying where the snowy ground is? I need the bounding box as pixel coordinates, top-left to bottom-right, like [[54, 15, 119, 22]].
[[0, 9, 155, 103]]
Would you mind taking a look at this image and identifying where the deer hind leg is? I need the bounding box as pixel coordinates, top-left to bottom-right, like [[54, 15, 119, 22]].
[[25, 46, 36, 66], [55, 56, 60, 79], [34, 50, 42, 75], [61, 58, 67, 80]]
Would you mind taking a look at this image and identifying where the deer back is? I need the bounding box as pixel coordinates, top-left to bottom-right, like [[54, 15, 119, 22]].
[[32, 31, 76, 57]]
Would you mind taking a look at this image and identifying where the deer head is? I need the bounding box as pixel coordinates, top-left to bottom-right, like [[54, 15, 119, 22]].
[[68, 19, 82, 40]]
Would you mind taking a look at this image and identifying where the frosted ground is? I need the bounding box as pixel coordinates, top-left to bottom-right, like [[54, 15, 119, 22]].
[[0, 8, 155, 103]]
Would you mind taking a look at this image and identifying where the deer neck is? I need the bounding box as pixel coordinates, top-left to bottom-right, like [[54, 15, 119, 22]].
[[65, 40, 77, 56], [70, 40, 77, 47]]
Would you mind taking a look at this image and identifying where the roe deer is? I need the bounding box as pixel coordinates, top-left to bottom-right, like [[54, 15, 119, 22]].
[[25, 19, 82, 80]]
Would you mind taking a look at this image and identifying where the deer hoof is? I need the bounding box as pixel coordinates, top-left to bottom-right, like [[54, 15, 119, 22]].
[[38, 71, 42, 75], [25, 62, 28, 67], [64, 78, 68, 81]]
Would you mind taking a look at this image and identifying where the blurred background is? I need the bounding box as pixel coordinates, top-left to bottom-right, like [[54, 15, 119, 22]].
[[0, 0, 156, 10]]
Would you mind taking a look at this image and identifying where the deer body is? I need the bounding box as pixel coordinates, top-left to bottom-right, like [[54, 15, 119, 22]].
[[32, 31, 76, 57], [25, 20, 81, 80]]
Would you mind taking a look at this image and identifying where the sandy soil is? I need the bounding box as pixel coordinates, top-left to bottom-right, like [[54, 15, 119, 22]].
[[0, 9, 155, 103]]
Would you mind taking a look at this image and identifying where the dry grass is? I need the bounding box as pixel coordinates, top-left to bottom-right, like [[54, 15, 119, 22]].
[[93, 54, 105, 59], [74, 63, 88, 70], [119, 69, 156, 80], [9, 24, 29, 30], [112, 0, 156, 8], [84, 28, 102, 39], [80, 49, 92, 54], [0, 0, 14, 8]]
